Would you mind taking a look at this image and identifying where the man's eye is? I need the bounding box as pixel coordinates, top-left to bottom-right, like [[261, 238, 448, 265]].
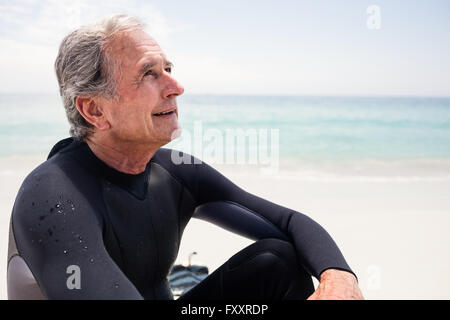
[[144, 70, 155, 77], [165, 66, 172, 73]]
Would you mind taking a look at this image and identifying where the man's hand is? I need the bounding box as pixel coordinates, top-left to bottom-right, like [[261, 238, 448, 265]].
[[307, 269, 364, 300]]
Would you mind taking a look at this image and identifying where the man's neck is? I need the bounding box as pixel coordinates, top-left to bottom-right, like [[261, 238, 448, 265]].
[[85, 136, 159, 175]]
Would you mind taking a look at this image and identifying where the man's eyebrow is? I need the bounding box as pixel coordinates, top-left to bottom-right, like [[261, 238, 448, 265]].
[[138, 62, 157, 76], [137, 60, 174, 76]]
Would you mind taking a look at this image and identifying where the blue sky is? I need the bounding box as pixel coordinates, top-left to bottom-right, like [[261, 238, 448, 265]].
[[0, 0, 449, 96]]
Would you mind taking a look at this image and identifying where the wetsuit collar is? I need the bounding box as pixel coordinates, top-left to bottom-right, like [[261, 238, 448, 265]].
[[51, 138, 150, 199]]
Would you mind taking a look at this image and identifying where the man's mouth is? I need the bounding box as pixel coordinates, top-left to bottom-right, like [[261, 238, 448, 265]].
[[152, 108, 177, 117]]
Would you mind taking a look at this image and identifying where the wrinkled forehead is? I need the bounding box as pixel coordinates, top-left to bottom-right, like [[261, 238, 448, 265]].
[[106, 30, 165, 69]]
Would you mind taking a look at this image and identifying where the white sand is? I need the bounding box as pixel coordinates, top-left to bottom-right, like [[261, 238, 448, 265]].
[[1, 157, 450, 299]]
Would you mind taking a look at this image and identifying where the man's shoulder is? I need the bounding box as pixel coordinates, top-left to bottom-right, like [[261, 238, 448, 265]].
[[11, 143, 102, 230], [15, 157, 70, 208], [22, 142, 80, 184], [11, 159, 68, 230], [22, 156, 64, 186], [14, 140, 87, 212], [22, 137, 87, 186]]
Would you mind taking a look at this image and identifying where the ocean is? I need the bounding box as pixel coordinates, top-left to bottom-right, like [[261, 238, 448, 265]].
[[1, 93, 450, 179]]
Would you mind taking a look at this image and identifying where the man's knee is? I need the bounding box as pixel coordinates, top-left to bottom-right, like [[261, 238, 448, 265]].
[[253, 238, 299, 267], [223, 238, 314, 300], [227, 238, 300, 272]]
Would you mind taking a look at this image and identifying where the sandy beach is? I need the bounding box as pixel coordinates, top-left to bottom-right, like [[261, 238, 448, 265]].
[[1, 157, 449, 300]]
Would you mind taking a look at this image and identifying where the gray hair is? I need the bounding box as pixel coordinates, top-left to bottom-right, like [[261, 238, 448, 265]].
[[55, 14, 145, 140]]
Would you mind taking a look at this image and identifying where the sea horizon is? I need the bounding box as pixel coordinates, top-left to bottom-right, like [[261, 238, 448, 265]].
[[1, 92, 449, 181]]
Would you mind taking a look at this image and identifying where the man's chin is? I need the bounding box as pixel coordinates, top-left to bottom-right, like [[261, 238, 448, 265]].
[[170, 127, 182, 140], [151, 127, 182, 147]]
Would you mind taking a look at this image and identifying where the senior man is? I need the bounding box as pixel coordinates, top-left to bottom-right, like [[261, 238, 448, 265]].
[[7, 14, 363, 300]]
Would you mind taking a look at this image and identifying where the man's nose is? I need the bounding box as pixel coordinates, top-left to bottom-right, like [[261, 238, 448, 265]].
[[162, 73, 184, 99]]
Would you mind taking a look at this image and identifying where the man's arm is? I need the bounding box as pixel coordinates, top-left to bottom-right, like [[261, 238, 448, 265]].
[[157, 150, 362, 299], [190, 161, 355, 279], [9, 171, 143, 299], [192, 162, 363, 299]]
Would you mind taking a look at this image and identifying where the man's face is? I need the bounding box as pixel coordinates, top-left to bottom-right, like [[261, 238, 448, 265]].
[[100, 30, 184, 146]]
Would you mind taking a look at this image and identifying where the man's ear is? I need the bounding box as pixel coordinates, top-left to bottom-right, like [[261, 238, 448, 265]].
[[75, 96, 110, 131]]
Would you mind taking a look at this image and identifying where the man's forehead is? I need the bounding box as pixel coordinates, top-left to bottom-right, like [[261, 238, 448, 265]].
[[107, 30, 166, 65]]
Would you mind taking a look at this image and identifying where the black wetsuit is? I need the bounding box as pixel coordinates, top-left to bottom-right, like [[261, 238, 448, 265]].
[[7, 138, 355, 300]]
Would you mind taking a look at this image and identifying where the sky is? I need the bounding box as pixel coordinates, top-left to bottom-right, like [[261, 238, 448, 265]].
[[0, 0, 449, 96]]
